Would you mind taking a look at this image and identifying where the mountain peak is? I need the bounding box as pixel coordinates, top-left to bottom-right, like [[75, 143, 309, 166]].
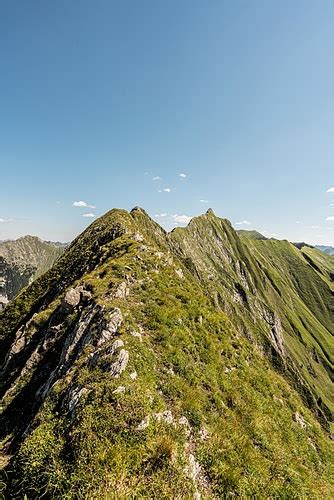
[[1, 206, 333, 498], [130, 206, 147, 215]]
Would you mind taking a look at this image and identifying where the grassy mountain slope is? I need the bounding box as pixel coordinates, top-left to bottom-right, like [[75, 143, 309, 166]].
[[236, 229, 268, 240], [0, 208, 333, 498], [238, 233, 334, 421], [301, 246, 334, 292]]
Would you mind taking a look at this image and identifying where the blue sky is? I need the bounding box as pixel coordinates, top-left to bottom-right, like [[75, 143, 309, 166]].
[[1, 1, 334, 244]]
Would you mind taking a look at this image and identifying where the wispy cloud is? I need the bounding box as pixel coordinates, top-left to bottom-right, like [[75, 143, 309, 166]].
[[326, 187, 334, 193], [261, 229, 278, 238], [82, 213, 95, 218], [163, 187, 171, 193], [235, 220, 251, 226], [179, 173, 187, 178], [172, 214, 192, 224], [155, 213, 168, 218], [0, 218, 14, 223], [152, 176, 161, 181], [310, 225, 322, 229], [73, 200, 96, 209], [326, 216, 334, 221], [200, 199, 208, 203]]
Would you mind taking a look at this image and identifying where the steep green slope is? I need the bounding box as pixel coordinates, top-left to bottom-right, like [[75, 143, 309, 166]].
[[238, 233, 334, 421], [301, 245, 334, 292], [236, 229, 268, 240], [0, 208, 333, 498], [0, 236, 65, 309]]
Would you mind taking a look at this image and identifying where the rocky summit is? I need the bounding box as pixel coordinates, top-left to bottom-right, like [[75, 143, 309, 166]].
[[0, 208, 333, 498]]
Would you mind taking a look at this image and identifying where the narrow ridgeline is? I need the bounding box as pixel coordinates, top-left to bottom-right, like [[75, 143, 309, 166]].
[[0, 208, 333, 498]]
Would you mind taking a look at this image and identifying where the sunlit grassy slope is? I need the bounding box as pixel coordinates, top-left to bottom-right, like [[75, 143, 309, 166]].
[[0, 208, 333, 498]]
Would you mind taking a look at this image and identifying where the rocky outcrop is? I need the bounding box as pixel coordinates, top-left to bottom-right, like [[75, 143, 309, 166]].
[[262, 308, 285, 357]]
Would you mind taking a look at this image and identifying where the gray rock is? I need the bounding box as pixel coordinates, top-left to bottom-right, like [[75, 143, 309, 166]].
[[113, 386, 126, 394], [175, 268, 184, 279], [199, 427, 210, 441], [179, 416, 191, 436], [68, 386, 89, 413], [154, 410, 174, 425], [133, 232, 144, 242], [36, 304, 100, 400], [97, 308, 123, 347], [90, 338, 125, 368], [114, 282, 129, 299], [109, 349, 129, 377], [109, 338, 124, 353], [294, 412, 308, 429], [136, 416, 150, 430], [63, 288, 81, 309]]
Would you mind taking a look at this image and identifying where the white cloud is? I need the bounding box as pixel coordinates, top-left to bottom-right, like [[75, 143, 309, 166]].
[[235, 220, 251, 226], [163, 188, 171, 193], [261, 229, 278, 238], [172, 214, 192, 224], [295, 220, 301, 224], [82, 213, 95, 218], [152, 176, 161, 181], [200, 199, 208, 203], [73, 200, 96, 209], [310, 225, 321, 229], [326, 216, 334, 221], [155, 213, 168, 218], [326, 187, 334, 193], [179, 173, 187, 178], [0, 218, 13, 223]]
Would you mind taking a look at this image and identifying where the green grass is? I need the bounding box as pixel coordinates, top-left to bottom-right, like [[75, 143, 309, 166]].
[[1, 208, 333, 498]]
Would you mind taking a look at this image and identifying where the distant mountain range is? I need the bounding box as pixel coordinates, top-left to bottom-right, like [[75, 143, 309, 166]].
[[0, 235, 66, 309], [1, 208, 333, 498], [315, 245, 334, 256]]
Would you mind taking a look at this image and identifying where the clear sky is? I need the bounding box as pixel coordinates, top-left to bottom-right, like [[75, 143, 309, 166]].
[[1, 1, 334, 244]]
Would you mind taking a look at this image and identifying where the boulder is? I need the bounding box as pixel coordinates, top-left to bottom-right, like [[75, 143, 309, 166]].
[[63, 288, 81, 309]]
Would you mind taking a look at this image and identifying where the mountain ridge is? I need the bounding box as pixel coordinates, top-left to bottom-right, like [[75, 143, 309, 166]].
[[0, 207, 333, 498]]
